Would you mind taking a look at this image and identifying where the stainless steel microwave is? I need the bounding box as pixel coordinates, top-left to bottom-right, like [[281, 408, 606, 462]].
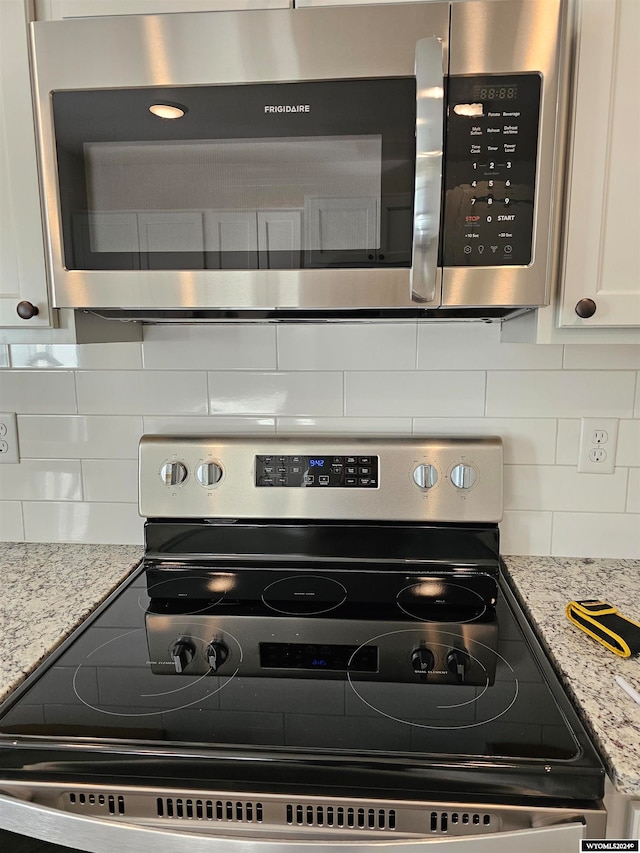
[[29, 0, 569, 321]]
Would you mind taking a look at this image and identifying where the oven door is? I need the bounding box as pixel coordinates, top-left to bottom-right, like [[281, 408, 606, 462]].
[[0, 798, 587, 852], [30, 4, 447, 311]]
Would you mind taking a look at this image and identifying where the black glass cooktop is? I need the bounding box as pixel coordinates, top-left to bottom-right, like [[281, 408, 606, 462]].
[[0, 566, 604, 802]]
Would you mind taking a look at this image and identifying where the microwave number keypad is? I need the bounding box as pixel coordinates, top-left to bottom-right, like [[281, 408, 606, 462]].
[[256, 455, 379, 488], [441, 73, 541, 267]]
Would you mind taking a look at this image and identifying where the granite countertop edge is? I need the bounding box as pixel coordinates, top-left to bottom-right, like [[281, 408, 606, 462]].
[[1, 544, 639, 798], [1, 543, 142, 705], [502, 555, 640, 798]]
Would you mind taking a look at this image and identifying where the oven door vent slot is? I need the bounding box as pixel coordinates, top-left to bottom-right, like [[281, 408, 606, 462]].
[[286, 803, 396, 830], [430, 811, 492, 833], [68, 791, 125, 815], [157, 797, 263, 822]]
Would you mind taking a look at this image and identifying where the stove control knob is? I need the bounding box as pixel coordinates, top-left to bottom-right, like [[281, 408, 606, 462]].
[[413, 464, 438, 490], [171, 639, 195, 674], [160, 461, 188, 487], [196, 462, 223, 488], [450, 464, 477, 490], [205, 641, 229, 672], [411, 647, 435, 675], [447, 649, 471, 682]]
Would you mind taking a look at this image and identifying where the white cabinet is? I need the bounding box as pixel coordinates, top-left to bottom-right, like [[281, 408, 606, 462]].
[[504, 0, 640, 344], [603, 778, 640, 839], [558, 0, 640, 329], [0, 1, 140, 342], [0, 0, 52, 328]]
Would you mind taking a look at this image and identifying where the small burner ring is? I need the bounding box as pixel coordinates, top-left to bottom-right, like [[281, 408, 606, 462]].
[[397, 581, 487, 623], [262, 575, 347, 615]]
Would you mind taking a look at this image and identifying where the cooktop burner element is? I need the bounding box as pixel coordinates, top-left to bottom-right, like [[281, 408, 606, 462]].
[[396, 580, 489, 622], [0, 436, 607, 844], [261, 574, 348, 614]]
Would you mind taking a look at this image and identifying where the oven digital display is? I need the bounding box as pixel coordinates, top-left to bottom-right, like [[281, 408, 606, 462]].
[[255, 455, 378, 488], [260, 642, 378, 672]]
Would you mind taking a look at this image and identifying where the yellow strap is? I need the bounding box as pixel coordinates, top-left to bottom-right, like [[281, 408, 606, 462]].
[[571, 600, 617, 617], [565, 602, 632, 657]]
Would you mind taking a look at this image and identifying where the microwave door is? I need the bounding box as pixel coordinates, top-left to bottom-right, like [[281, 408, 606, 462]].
[[410, 36, 445, 306]]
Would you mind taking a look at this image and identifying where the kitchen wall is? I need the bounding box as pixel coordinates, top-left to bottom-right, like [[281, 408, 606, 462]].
[[0, 321, 638, 557]]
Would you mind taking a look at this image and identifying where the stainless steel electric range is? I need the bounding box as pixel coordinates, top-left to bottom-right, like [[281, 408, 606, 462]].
[[0, 437, 606, 852]]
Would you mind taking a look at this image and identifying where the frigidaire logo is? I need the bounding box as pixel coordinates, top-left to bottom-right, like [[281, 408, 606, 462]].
[[264, 105, 310, 113]]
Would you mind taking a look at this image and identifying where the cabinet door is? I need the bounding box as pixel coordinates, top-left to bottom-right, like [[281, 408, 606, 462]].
[[0, 0, 52, 327], [559, 0, 640, 328], [138, 211, 205, 271], [305, 196, 380, 266], [204, 211, 259, 270], [257, 210, 302, 269]]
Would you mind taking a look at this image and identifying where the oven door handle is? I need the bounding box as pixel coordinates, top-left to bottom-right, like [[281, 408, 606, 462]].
[[0, 794, 586, 852], [410, 36, 444, 305]]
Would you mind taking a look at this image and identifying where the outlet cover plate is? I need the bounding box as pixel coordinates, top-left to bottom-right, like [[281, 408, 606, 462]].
[[577, 417, 618, 474], [0, 413, 19, 464]]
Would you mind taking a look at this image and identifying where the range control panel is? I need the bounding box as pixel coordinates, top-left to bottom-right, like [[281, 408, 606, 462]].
[[139, 436, 503, 523], [442, 73, 541, 267], [256, 455, 379, 488]]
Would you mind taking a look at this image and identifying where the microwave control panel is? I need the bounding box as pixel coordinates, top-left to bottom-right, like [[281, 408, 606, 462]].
[[441, 73, 541, 267]]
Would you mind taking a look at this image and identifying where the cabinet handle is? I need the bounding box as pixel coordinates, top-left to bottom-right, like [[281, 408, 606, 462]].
[[16, 300, 39, 320], [575, 298, 596, 319]]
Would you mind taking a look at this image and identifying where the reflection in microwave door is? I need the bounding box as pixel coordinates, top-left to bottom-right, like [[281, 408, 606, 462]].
[[453, 103, 484, 118]]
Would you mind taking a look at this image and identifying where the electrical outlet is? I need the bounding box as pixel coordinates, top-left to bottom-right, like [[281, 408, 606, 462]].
[[577, 417, 618, 474], [0, 413, 19, 464]]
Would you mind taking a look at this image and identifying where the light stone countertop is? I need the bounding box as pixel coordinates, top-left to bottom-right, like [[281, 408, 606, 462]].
[[0, 542, 141, 704], [502, 556, 640, 797], [0, 545, 638, 796]]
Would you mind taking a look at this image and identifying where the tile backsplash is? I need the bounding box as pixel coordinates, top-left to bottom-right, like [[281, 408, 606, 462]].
[[0, 321, 638, 557]]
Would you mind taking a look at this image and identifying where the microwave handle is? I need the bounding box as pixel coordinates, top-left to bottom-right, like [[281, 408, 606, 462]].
[[411, 36, 445, 305]]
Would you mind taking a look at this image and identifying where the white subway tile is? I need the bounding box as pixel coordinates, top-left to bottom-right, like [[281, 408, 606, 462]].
[[504, 465, 628, 512], [0, 502, 24, 541], [555, 420, 580, 465], [23, 501, 143, 545], [83, 460, 138, 503], [17, 415, 143, 459], [0, 370, 76, 413], [208, 372, 343, 416], [277, 417, 412, 434], [417, 322, 563, 370], [0, 345, 8, 367], [143, 416, 276, 434], [143, 325, 277, 370], [76, 370, 208, 415], [277, 323, 417, 370], [9, 343, 142, 369], [0, 460, 82, 501], [412, 418, 556, 464], [618, 420, 640, 467], [487, 371, 636, 418], [499, 511, 552, 556], [627, 468, 640, 514], [345, 372, 485, 417], [551, 513, 640, 558], [562, 344, 640, 370]]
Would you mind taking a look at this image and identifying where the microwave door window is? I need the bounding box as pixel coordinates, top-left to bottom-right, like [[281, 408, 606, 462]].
[[51, 80, 416, 273]]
